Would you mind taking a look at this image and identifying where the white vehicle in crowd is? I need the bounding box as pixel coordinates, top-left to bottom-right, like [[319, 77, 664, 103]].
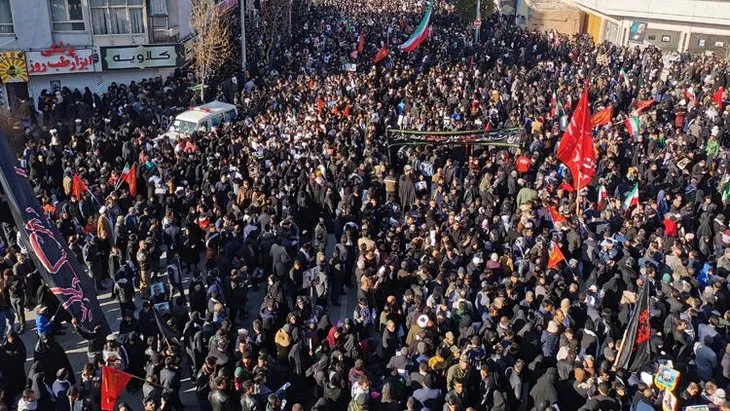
[[155, 101, 238, 142]]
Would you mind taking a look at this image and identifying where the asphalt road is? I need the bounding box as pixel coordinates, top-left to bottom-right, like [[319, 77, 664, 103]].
[[15, 234, 353, 409]]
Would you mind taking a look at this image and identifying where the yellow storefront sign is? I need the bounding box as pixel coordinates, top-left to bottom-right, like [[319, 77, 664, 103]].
[[0, 51, 28, 83]]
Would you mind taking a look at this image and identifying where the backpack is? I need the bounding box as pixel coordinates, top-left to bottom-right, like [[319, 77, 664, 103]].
[[275, 328, 291, 348]]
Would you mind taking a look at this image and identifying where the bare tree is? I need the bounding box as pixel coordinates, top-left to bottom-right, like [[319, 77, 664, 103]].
[[259, 0, 289, 65], [189, 0, 234, 101]]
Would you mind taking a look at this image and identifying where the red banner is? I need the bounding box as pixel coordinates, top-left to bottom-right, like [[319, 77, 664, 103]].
[[101, 366, 133, 411]]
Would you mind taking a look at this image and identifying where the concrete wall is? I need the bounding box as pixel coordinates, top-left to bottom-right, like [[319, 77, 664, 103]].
[[5, 0, 53, 49]]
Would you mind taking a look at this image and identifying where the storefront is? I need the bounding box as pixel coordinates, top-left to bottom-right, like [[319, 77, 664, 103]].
[[25, 44, 96, 102], [24, 44, 184, 106]]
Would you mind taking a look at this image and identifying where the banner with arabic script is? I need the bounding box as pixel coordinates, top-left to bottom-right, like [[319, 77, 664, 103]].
[[100, 44, 183, 70], [388, 128, 521, 146], [27, 44, 95, 76], [0, 134, 109, 334]]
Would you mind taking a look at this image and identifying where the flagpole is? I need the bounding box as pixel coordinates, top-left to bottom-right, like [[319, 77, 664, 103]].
[[612, 327, 630, 372], [575, 172, 580, 216], [102, 366, 165, 388]]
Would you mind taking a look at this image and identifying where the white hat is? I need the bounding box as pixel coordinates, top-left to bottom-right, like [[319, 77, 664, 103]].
[[417, 314, 429, 328], [713, 389, 726, 405], [547, 321, 559, 334], [99, 206, 107, 214]]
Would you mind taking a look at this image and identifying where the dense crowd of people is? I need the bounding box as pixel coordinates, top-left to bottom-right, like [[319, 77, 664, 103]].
[[0, 0, 730, 410]]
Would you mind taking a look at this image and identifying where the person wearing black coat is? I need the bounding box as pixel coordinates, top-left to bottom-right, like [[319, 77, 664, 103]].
[[160, 356, 183, 411], [0, 331, 26, 402], [33, 335, 75, 385], [208, 376, 233, 411], [196, 357, 217, 411], [188, 273, 208, 315], [71, 318, 107, 364]]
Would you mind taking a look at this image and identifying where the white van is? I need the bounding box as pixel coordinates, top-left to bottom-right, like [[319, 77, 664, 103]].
[[157, 101, 237, 141]]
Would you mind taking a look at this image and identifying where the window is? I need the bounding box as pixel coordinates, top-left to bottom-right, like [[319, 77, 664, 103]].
[[91, 0, 144, 35], [211, 113, 223, 127], [51, 0, 85, 31], [0, 0, 13, 34]]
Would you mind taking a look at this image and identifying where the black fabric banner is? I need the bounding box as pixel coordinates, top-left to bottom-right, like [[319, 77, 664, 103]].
[[615, 280, 652, 372], [0, 135, 110, 334], [387, 128, 521, 146]]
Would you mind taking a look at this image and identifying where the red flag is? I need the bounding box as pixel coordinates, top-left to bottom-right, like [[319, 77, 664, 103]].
[[71, 173, 87, 199], [308, 78, 314, 91], [357, 34, 365, 53], [343, 104, 351, 118], [556, 85, 596, 190], [317, 98, 325, 114], [634, 99, 655, 112], [547, 205, 568, 224], [101, 366, 133, 411], [714, 87, 725, 107], [547, 241, 565, 269], [374, 46, 389, 63], [125, 164, 137, 197], [590, 105, 612, 127]]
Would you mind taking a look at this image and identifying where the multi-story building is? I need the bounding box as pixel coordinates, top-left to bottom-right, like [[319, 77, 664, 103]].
[[561, 0, 730, 56], [0, 0, 194, 107]]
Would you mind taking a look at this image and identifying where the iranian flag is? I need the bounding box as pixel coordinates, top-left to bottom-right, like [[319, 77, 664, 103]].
[[624, 116, 640, 141], [623, 182, 639, 210], [399, 0, 434, 53], [597, 184, 608, 210]]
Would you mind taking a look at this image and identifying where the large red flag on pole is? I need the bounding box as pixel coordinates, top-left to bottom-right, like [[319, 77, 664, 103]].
[[556, 85, 596, 192], [101, 366, 133, 410]]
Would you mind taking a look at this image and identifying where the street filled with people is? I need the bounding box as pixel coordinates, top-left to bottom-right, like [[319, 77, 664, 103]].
[[1, 0, 730, 410]]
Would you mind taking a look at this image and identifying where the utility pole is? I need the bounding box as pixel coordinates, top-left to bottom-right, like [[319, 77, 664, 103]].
[[474, 0, 481, 44], [240, 0, 247, 81]]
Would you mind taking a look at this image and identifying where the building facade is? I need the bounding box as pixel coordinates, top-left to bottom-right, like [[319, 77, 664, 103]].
[[563, 0, 730, 56], [0, 0, 193, 107]]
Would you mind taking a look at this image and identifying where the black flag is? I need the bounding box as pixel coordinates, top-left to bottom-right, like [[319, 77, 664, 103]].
[[153, 304, 180, 345], [0, 135, 110, 334], [615, 280, 652, 372]]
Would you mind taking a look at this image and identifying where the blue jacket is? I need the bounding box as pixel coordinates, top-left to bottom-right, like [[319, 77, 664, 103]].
[[36, 314, 52, 336]]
